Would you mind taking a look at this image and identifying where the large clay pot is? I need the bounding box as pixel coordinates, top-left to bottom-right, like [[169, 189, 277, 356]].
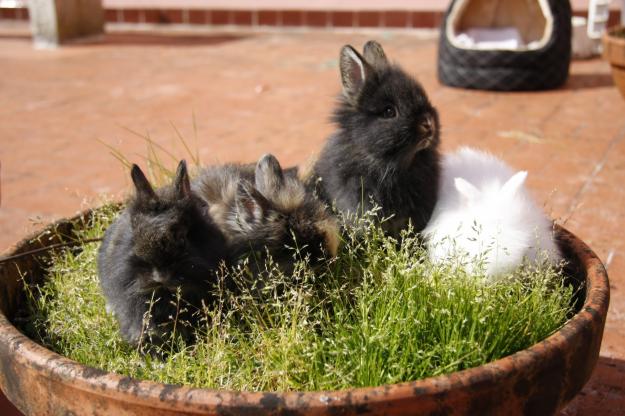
[[0, 210, 610, 415], [603, 26, 625, 99]]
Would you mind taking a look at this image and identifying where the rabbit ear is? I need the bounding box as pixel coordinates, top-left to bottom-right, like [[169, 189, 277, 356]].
[[501, 171, 528, 198], [363, 40, 388, 70], [131, 164, 156, 200], [173, 160, 191, 198], [255, 153, 284, 198], [340, 45, 372, 104], [235, 182, 270, 226], [454, 177, 479, 201]]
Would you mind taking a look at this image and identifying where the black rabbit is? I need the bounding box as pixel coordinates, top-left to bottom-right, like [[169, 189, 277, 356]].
[[192, 154, 339, 275], [311, 40, 441, 237], [97, 161, 229, 349]]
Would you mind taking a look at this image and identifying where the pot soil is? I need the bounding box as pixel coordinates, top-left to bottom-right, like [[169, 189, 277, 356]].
[[603, 26, 625, 99], [0, 210, 610, 415]]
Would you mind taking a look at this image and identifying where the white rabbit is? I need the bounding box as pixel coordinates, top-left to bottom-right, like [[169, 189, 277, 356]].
[[423, 147, 561, 278]]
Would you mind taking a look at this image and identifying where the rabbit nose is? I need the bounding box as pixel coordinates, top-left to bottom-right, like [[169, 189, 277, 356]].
[[418, 116, 434, 138]]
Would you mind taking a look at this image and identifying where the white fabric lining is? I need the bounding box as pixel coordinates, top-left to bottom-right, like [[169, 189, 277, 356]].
[[456, 27, 542, 50], [446, 0, 554, 52]]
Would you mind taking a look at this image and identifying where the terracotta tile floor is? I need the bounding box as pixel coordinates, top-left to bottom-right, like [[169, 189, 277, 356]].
[[1, 23, 624, 415]]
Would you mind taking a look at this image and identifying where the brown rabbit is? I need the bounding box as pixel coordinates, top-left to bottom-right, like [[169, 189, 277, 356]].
[[192, 154, 339, 275]]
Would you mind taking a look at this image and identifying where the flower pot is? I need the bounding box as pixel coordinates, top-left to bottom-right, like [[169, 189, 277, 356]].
[[603, 26, 625, 99], [0, 210, 610, 415]]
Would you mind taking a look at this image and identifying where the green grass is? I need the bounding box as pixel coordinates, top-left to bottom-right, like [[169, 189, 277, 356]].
[[19, 205, 576, 392]]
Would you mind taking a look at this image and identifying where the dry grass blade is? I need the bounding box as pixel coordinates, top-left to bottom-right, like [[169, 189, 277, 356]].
[[171, 121, 200, 167], [96, 138, 132, 170], [101, 119, 205, 186]]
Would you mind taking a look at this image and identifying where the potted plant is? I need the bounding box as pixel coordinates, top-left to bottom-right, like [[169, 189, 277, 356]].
[[603, 26, 625, 98], [0, 208, 610, 415]]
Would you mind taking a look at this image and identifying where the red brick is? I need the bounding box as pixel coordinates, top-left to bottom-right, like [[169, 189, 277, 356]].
[[210, 10, 229, 25], [0, 8, 17, 19], [356, 11, 380, 28], [121, 9, 140, 24], [143, 9, 159, 23], [159, 9, 183, 24], [330, 11, 353, 28], [411, 11, 442, 28], [105, 9, 119, 23], [15, 7, 28, 20], [258, 10, 278, 26], [232, 10, 252, 26], [384, 11, 408, 28], [608, 10, 621, 27], [188, 10, 208, 25], [281, 10, 302, 27], [304, 11, 327, 27]]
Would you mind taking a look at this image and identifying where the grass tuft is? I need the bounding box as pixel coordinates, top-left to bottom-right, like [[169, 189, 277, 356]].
[[19, 206, 575, 391]]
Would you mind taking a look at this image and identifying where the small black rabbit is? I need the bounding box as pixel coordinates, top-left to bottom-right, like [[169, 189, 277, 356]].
[[192, 154, 339, 275], [97, 161, 229, 349], [311, 40, 441, 237]]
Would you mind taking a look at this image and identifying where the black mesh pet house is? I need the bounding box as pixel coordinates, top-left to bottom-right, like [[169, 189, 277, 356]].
[[438, 0, 572, 91]]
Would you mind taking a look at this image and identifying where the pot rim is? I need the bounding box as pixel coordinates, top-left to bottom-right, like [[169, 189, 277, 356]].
[[0, 211, 610, 413]]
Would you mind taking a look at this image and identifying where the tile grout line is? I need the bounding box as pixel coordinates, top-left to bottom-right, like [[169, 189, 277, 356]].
[[566, 124, 625, 218]]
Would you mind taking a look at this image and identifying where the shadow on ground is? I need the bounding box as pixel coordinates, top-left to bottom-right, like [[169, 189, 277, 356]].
[[0, 33, 30, 41], [72, 32, 250, 47], [561, 355, 625, 415], [0, 32, 249, 47], [0, 388, 20, 416], [565, 73, 615, 90]]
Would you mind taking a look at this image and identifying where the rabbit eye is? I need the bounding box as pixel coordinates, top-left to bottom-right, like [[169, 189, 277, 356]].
[[381, 105, 397, 119]]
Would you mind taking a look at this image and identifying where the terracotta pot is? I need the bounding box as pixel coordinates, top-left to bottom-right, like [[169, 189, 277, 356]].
[[603, 26, 625, 99], [0, 210, 610, 415]]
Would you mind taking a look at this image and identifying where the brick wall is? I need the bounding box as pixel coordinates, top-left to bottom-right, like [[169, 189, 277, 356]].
[[2, 6, 623, 30]]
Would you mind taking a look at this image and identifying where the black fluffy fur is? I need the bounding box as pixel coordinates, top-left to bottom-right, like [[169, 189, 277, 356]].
[[97, 161, 229, 350], [312, 41, 441, 237]]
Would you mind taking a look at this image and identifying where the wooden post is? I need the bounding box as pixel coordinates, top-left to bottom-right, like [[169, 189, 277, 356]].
[[27, 0, 104, 48]]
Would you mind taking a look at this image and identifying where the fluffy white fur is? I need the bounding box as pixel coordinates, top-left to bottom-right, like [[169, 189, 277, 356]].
[[423, 147, 560, 278]]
